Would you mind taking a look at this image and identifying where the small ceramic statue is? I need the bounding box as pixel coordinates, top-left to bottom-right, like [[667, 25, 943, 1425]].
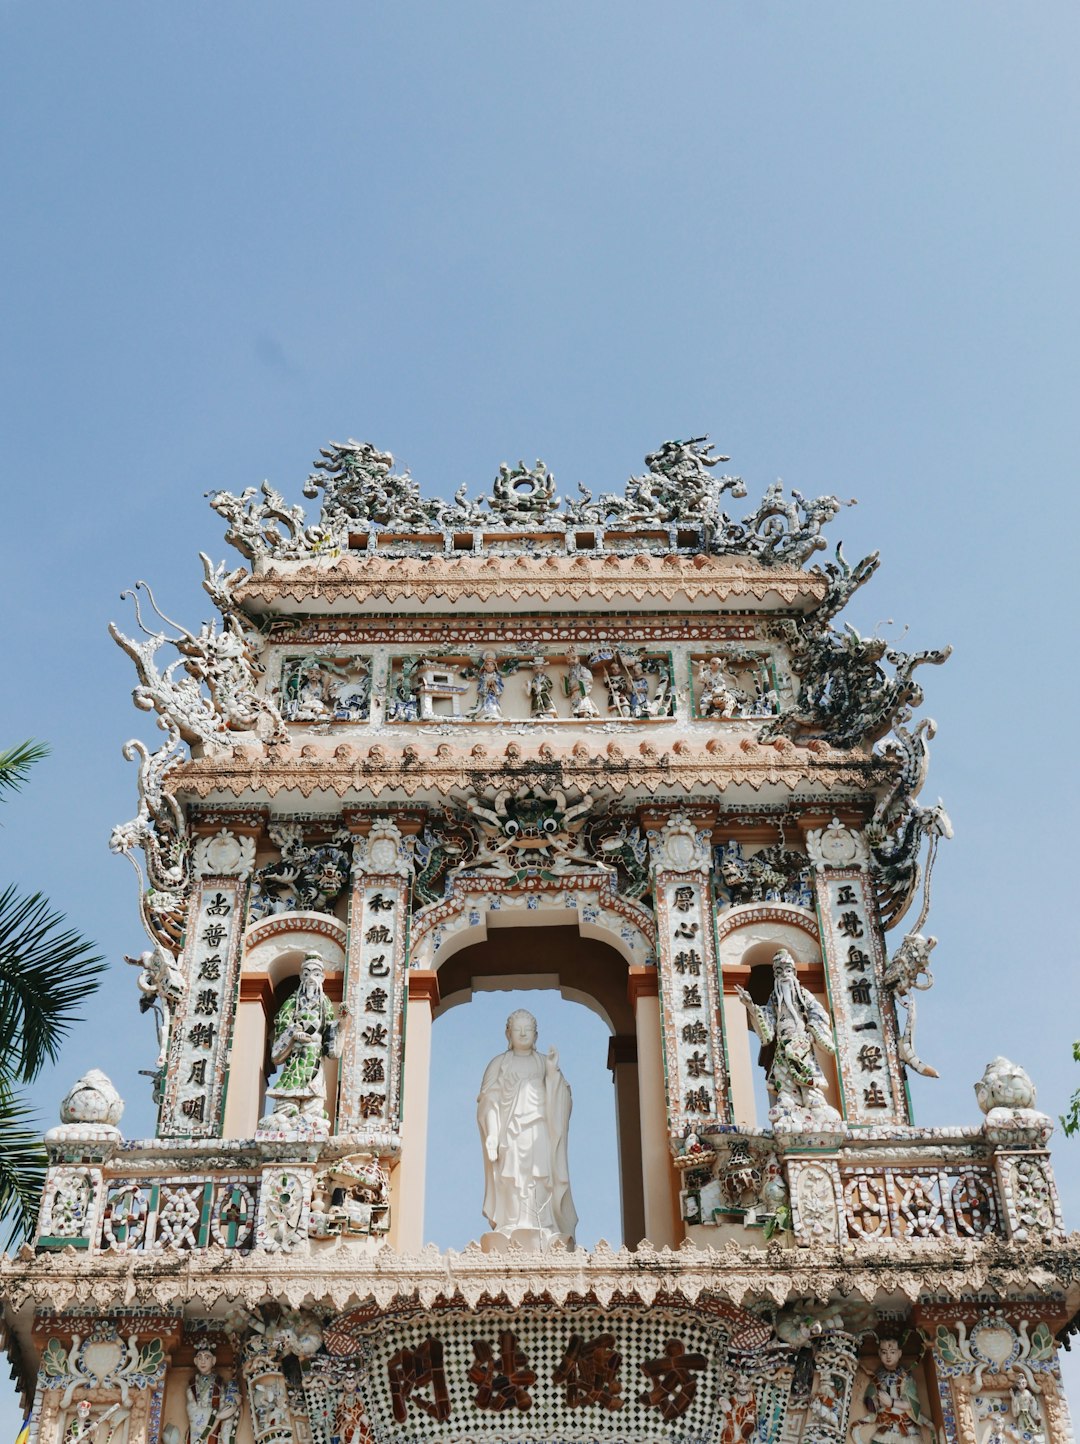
[[477, 1009, 577, 1250], [526, 658, 557, 719], [565, 648, 599, 718], [64, 1402, 96, 1444], [186, 1346, 240, 1444], [472, 651, 505, 718], [853, 1338, 930, 1444], [698, 656, 743, 717], [1006, 1380, 1045, 1444], [260, 953, 346, 1134], [735, 948, 840, 1127]]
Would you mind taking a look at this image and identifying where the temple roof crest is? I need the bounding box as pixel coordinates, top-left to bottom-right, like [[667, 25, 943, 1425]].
[[208, 436, 853, 566]]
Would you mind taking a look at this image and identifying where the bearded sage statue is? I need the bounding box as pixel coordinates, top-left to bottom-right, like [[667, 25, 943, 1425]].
[[736, 948, 840, 1129], [259, 952, 346, 1136]]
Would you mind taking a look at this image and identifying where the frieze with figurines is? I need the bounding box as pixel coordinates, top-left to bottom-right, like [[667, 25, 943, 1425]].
[[383, 647, 675, 724]]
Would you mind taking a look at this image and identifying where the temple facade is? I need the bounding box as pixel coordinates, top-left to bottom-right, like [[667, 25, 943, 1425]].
[[2, 437, 1077, 1444]]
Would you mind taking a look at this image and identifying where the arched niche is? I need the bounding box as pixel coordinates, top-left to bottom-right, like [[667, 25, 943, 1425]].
[[398, 874, 671, 1251], [714, 904, 838, 1127], [222, 914, 346, 1138]]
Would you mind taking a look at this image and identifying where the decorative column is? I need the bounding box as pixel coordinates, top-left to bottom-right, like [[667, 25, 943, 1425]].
[[159, 829, 254, 1138], [337, 821, 412, 1135], [606, 1034, 646, 1247], [628, 968, 677, 1248], [802, 1331, 860, 1444], [397, 970, 439, 1251], [806, 819, 905, 1124], [649, 813, 731, 1138]]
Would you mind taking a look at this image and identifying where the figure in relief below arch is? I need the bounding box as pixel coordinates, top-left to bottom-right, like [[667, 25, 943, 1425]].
[[477, 1009, 578, 1251]]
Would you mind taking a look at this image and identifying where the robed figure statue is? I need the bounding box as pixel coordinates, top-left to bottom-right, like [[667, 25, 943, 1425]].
[[260, 952, 346, 1136], [736, 947, 840, 1128], [477, 1009, 578, 1251]]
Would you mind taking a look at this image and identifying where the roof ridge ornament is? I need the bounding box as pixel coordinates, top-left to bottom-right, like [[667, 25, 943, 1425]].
[[207, 435, 853, 566]]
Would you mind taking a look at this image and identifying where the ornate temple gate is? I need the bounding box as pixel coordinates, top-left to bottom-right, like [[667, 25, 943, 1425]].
[[3, 437, 1077, 1444]]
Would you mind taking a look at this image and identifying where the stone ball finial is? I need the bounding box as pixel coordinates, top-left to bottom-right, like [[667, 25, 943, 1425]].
[[975, 1057, 1051, 1145], [59, 1069, 124, 1127], [974, 1057, 1037, 1114]]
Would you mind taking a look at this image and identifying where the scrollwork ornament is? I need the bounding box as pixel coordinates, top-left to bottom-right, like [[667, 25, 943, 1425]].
[[352, 820, 412, 878], [652, 812, 712, 873], [805, 818, 869, 871], [193, 828, 256, 879]]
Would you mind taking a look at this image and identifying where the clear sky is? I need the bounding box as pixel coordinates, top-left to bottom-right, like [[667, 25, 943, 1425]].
[[2, 0, 1079, 1428]]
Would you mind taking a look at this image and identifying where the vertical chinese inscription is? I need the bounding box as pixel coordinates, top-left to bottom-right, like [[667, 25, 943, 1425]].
[[815, 870, 903, 1123], [652, 815, 730, 1136], [162, 881, 243, 1136], [339, 874, 408, 1132]]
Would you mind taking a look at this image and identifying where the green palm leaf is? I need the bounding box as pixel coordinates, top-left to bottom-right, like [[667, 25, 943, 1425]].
[[0, 1083, 46, 1248], [0, 886, 105, 1083], [0, 741, 50, 803]]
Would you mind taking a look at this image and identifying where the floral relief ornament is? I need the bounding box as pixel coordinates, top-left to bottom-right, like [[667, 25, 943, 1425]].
[[193, 828, 256, 879], [653, 812, 712, 873], [805, 818, 870, 871], [352, 820, 413, 877]]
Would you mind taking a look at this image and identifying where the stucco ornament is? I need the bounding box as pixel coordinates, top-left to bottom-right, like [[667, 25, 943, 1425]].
[[259, 953, 347, 1136], [883, 932, 939, 1079], [868, 717, 953, 932], [123, 943, 185, 1074], [209, 436, 850, 565], [109, 578, 286, 749], [353, 818, 413, 877], [462, 787, 605, 881], [193, 828, 256, 879], [736, 949, 841, 1130], [304, 438, 439, 534], [653, 812, 712, 872], [477, 1009, 577, 1251], [248, 824, 351, 921], [975, 1058, 1052, 1143], [806, 818, 870, 870], [487, 459, 559, 525], [59, 1069, 124, 1131], [762, 618, 950, 753]]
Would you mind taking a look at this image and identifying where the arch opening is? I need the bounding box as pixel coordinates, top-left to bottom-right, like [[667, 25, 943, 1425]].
[[422, 923, 641, 1251]]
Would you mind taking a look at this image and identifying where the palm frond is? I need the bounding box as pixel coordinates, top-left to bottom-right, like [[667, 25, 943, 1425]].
[[0, 886, 105, 1082], [0, 741, 49, 804], [0, 1084, 45, 1249]]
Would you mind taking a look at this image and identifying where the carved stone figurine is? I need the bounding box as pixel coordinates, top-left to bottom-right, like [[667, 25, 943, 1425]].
[[471, 651, 505, 719], [185, 1347, 240, 1444], [526, 657, 558, 719], [477, 1009, 578, 1250], [853, 1338, 930, 1444], [64, 1401, 95, 1444], [1006, 1380, 1045, 1444], [260, 953, 347, 1135], [736, 949, 840, 1128], [698, 656, 743, 718]]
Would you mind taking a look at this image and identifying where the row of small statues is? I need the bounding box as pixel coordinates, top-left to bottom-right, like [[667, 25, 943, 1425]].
[[279, 650, 778, 725], [59, 1338, 1046, 1444]]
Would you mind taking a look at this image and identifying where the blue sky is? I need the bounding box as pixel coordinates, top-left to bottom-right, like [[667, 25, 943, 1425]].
[[2, 0, 1079, 1426]]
